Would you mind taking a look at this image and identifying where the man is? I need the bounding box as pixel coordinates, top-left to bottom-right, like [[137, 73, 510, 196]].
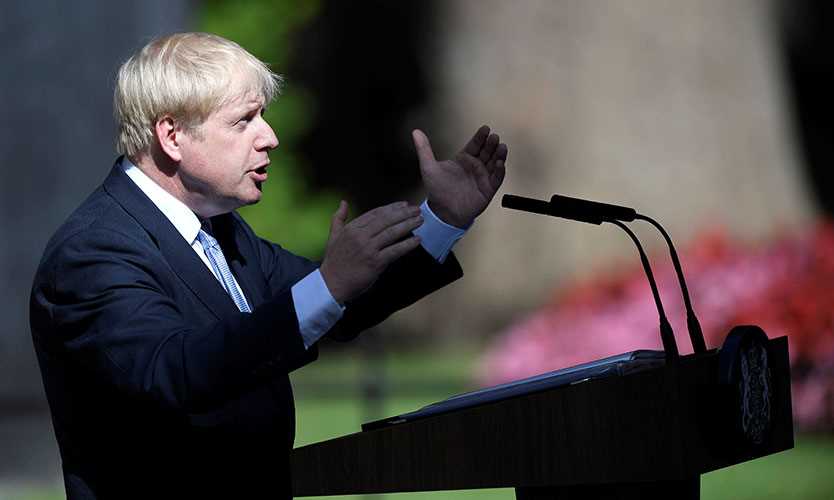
[[30, 32, 507, 499]]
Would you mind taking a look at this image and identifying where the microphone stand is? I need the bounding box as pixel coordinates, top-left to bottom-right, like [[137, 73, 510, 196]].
[[634, 214, 706, 354], [608, 220, 679, 360]]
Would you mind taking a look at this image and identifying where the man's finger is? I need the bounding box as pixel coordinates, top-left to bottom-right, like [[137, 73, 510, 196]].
[[354, 202, 420, 236], [497, 142, 509, 161], [491, 160, 506, 190], [485, 143, 508, 174], [463, 125, 490, 156], [374, 213, 424, 249], [478, 133, 500, 164], [412, 129, 437, 166], [378, 235, 422, 265], [329, 200, 349, 237]]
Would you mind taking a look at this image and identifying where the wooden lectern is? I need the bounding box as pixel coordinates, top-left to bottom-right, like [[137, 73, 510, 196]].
[[292, 331, 793, 499]]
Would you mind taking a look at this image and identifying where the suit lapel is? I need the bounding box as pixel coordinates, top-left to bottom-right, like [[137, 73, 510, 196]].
[[102, 162, 240, 319]]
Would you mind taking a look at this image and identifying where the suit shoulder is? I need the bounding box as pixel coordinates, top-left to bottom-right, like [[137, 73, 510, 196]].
[[37, 187, 153, 271]]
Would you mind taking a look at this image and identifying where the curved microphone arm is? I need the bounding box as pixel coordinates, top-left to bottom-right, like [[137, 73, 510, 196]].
[[634, 214, 707, 354], [501, 193, 687, 359], [608, 220, 680, 360]]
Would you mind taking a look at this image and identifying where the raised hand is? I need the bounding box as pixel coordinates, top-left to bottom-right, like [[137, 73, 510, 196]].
[[319, 201, 424, 303], [412, 125, 508, 228]]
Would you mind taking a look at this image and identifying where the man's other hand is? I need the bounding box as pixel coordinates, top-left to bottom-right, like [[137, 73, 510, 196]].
[[319, 201, 423, 304], [412, 125, 508, 228]]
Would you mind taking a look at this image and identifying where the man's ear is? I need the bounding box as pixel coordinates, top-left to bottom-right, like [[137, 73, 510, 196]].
[[155, 115, 183, 163]]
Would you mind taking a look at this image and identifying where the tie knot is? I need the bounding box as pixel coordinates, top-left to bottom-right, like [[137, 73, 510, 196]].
[[197, 229, 218, 250]]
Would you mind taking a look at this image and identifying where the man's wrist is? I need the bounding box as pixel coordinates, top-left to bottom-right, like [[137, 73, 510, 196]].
[[426, 199, 471, 229], [291, 269, 345, 349], [318, 263, 346, 305], [414, 200, 468, 263]]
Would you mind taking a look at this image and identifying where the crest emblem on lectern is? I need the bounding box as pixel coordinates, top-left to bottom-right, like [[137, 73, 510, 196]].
[[719, 325, 773, 451]]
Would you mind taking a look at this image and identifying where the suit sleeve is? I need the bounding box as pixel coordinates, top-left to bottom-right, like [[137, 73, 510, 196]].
[[241, 211, 464, 345], [327, 246, 464, 341], [31, 227, 310, 415], [238, 206, 464, 344]]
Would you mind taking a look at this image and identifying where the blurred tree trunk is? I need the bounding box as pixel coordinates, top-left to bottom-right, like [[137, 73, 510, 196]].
[[389, 0, 815, 344]]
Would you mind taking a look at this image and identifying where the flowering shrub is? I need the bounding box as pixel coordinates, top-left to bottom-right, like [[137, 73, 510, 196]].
[[479, 222, 834, 431]]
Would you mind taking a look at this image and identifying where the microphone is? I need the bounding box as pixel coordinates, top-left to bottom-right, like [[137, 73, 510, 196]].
[[502, 193, 679, 360], [502, 193, 707, 354], [502, 194, 636, 225], [549, 194, 637, 224]]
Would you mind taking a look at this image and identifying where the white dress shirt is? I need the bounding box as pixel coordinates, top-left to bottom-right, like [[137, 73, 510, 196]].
[[122, 158, 467, 348]]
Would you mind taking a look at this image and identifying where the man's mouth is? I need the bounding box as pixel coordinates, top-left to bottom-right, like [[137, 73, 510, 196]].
[[250, 164, 269, 183]]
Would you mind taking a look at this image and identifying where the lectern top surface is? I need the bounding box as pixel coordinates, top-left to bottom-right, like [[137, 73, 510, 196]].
[[362, 349, 666, 431]]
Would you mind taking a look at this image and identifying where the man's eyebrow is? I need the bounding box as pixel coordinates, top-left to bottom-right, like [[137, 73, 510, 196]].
[[222, 96, 265, 120], [235, 101, 262, 113], [228, 96, 264, 112]]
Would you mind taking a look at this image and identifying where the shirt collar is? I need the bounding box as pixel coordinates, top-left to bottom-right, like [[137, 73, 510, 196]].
[[121, 157, 202, 245]]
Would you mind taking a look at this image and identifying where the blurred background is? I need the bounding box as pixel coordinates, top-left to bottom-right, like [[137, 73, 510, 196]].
[[2, 0, 834, 498]]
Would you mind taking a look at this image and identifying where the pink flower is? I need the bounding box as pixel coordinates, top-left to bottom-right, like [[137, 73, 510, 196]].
[[480, 223, 834, 431]]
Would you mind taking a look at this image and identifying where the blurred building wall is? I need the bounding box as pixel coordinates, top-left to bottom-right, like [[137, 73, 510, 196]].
[[0, 0, 191, 485], [389, 0, 816, 342]]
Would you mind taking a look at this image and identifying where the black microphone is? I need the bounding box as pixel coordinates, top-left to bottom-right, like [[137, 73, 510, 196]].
[[502, 194, 679, 360], [549, 194, 637, 224], [501, 194, 555, 218], [502, 194, 636, 225], [502, 193, 707, 355]]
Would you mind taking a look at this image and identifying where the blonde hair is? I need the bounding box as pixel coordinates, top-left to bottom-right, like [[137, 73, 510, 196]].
[[114, 32, 282, 157]]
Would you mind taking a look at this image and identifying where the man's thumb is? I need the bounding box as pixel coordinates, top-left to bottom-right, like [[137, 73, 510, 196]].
[[330, 200, 348, 235], [412, 129, 436, 165]]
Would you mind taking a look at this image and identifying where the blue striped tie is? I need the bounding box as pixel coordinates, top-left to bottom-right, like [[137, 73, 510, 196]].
[[196, 229, 251, 313]]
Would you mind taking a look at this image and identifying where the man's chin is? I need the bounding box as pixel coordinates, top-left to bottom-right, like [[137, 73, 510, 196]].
[[242, 187, 263, 206]]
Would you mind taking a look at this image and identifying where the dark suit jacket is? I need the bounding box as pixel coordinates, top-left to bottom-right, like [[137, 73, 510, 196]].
[[29, 163, 463, 499]]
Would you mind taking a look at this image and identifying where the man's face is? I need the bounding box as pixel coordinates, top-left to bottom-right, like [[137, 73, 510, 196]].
[[176, 78, 278, 217]]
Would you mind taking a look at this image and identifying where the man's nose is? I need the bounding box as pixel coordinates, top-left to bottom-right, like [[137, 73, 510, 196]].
[[255, 120, 279, 151]]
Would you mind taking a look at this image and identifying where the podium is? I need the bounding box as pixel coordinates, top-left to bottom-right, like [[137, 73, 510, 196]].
[[291, 334, 793, 499]]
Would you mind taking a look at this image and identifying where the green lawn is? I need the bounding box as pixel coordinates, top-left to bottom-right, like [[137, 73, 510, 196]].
[[5, 347, 834, 499]]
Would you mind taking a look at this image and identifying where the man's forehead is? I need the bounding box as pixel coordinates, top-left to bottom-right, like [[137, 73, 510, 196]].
[[222, 91, 266, 113], [221, 67, 267, 108]]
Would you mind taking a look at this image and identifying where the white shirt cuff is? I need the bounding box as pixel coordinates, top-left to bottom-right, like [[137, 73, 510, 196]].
[[413, 200, 469, 263], [291, 269, 345, 349]]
